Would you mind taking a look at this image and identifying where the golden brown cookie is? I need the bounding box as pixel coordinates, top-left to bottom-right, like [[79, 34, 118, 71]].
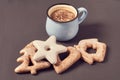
[[75, 38, 107, 64], [14, 41, 51, 75], [53, 46, 81, 74]]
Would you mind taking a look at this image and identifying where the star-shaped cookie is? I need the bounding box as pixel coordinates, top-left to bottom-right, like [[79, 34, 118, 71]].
[[33, 36, 67, 64]]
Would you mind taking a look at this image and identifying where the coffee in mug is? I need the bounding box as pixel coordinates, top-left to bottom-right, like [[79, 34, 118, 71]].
[[50, 9, 75, 22]]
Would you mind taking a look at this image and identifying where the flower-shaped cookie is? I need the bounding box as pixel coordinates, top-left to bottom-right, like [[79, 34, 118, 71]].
[[33, 36, 67, 64]]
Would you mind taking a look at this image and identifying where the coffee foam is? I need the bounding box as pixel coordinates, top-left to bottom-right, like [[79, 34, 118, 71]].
[[48, 5, 77, 18]]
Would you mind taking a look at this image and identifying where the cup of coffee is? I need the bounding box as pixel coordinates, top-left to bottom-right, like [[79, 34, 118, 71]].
[[46, 3, 88, 41]]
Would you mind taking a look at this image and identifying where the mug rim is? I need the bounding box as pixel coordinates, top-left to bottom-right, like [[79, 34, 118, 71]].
[[46, 3, 79, 23]]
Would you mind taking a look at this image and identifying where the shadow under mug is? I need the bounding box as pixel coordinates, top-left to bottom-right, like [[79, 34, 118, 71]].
[[46, 3, 88, 41]]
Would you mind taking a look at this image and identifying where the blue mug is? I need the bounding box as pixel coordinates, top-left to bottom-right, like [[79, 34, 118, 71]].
[[46, 3, 88, 41]]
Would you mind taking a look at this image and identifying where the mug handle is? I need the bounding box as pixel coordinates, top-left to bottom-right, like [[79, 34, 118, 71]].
[[77, 7, 88, 24]]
